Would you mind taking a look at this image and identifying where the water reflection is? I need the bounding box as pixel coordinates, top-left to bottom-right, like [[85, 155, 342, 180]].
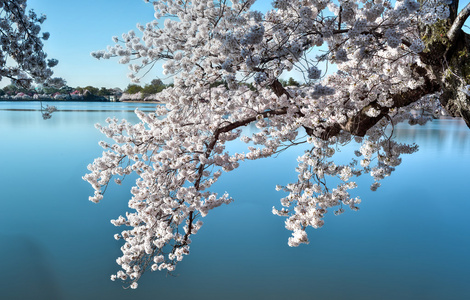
[[393, 118, 470, 154]]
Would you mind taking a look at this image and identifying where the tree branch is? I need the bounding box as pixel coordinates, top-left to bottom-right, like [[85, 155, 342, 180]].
[[447, 2, 470, 45], [321, 66, 440, 139], [182, 84, 290, 245]]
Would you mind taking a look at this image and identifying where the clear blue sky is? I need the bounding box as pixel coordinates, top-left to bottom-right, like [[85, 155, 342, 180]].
[[26, 0, 162, 89], [24, 0, 273, 90]]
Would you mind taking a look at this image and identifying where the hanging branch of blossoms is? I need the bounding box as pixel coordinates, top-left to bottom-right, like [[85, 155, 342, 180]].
[[86, 0, 470, 288], [0, 0, 59, 87]]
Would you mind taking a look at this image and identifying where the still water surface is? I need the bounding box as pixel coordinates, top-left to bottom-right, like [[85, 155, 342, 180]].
[[0, 101, 469, 300]]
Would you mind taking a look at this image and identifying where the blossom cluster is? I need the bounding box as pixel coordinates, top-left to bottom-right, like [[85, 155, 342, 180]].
[[0, 0, 58, 87], [86, 0, 454, 287]]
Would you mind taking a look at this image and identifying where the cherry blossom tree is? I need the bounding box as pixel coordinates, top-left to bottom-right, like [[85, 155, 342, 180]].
[[85, 0, 470, 288], [0, 0, 59, 88]]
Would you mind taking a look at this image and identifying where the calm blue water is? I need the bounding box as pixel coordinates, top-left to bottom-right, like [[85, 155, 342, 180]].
[[0, 101, 469, 300]]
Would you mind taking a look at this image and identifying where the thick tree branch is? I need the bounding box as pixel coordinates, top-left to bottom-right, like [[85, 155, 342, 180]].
[[447, 2, 470, 45], [322, 66, 440, 139]]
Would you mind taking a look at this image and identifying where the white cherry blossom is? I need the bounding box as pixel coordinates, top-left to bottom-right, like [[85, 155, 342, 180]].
[[86, 0, 470, 288], [0, 0, 59, 87]]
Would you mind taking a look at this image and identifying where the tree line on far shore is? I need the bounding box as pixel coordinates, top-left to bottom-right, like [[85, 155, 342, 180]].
[[0, 77, 300, 101], [120, 77, 300, 101], [0, 82, 122, 100], [0, 78, 169, 101]]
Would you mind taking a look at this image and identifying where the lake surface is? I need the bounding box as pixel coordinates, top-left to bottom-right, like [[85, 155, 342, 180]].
[[1, 101, 469, 300]]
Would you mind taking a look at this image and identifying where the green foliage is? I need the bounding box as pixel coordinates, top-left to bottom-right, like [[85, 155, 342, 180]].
[[150, 79, 164, 87], [287, 77, 300, 86], [84, 86, 100, 95], [143, 82, 166, 94], [279, 77, 300, 87], [125, 79, 169, 95], [98, 87, 113, 96], [125, 84, 144, 94], [422, 19, 450, 48]]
